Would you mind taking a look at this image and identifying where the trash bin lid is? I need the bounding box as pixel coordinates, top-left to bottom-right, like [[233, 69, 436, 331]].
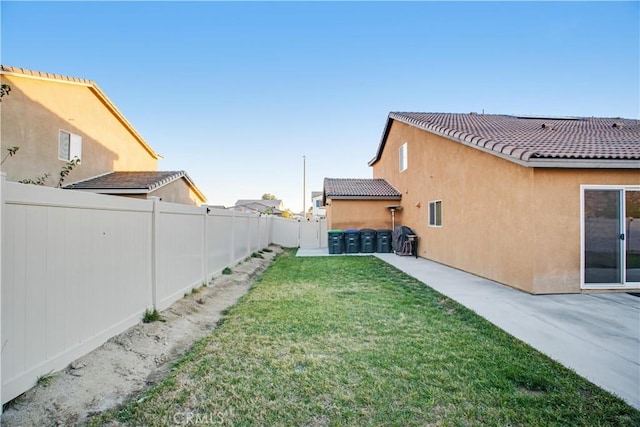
[[360, 228, 376, 233], [328, 229, 343, 233], [344, 229, 359, 233]]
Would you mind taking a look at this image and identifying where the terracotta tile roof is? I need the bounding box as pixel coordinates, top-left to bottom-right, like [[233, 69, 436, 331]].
[[324, 178, 401, 200], [370, 112, 640, 167], [66, 171, 195, 192]]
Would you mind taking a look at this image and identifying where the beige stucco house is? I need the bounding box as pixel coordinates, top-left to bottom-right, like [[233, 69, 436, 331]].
[[311, 191, 326, 219], [64, 171, 205, 206], [366, 112, 639, 294], [0, 65, 206, 205], [323, 178, 401, 230]]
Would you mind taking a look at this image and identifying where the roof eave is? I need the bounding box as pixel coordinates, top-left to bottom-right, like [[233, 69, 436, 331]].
[[67, 188, 150, 194], [368, 115, 395, 167], [326, 195, 402, 200], [524, 158, 640, 169], [88, 86, 162, 160]]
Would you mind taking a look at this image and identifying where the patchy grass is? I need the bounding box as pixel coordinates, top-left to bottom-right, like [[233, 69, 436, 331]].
[[222, 267, 232, 275], [36, 371, 56, 387], [142, 308, 161, 324], [92, 250, 640, 426]]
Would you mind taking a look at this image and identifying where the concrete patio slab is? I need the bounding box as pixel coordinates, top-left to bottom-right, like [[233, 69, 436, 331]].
[[295, 248, 640, 409]]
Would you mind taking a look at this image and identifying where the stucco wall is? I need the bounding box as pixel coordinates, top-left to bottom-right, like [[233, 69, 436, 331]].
[[372, 120, 537, 292], [150, 178, 203, 206], [531, 168, 640, 293], [326, 199, 400, 231], [372, 120, 640, 294], [108, 179, 203, 206], [1, 74, 157, 185]]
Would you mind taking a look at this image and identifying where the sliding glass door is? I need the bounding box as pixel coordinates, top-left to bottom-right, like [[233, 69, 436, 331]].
[[625, 190, 640, 283], [583, 187, 640, 287]]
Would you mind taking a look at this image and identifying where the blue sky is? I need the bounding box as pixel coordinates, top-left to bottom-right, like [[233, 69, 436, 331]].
[[2, 1, 638, 211]]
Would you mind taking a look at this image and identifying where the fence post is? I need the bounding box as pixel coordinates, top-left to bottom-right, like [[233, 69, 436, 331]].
[[230, 208, 236, 266], [256, 214, 263, 251], [0, 173, 4, 409], [150, 196, 160, 309], [202, 205, 208, 285], [247, 214, 252, 257]]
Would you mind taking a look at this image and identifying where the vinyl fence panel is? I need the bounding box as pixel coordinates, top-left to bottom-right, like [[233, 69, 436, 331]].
[[259, 216, 271, 249], [1, 183, 153, 403], [233, 213, 251, 263], [155, 202, 206, 311], [271, 217, 299, 248], [206, 208, 235, 277], [300, 219, 321, 248]]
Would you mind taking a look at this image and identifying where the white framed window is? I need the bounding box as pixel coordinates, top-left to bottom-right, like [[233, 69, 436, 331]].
[[399, 142, 408, 172], [428, 200, 442, 227], [58, 130, 82, 161]]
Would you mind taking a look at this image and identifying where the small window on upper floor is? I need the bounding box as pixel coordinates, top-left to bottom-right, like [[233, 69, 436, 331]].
[[399, 142, 408, 172], [428, 200, 442, 227], [59, 130, 82, 161]]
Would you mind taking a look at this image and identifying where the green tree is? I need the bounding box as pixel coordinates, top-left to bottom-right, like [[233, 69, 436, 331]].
[[262, 193, 277, 200]]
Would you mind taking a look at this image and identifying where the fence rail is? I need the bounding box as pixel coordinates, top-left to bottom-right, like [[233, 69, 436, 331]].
[[0, 179, 314, 403]]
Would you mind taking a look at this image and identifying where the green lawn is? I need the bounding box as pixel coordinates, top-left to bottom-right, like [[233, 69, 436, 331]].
[[92, 249, 640, 426]]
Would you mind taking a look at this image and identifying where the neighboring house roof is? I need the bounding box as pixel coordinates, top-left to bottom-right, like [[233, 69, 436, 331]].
[[0, 65, 161, 160], [369, 112, 640, 168], [65, 171, 206, 201], [233, 201, 283, 215], [311, 191, 323, 199], [235, 199, 283, 209], [323, 178, 401, 200]]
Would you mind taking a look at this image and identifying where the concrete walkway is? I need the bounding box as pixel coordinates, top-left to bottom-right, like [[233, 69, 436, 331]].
[[296, 248, 640, 409]]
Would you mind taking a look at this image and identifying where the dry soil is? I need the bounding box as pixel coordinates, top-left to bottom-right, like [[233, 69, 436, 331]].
[[1, 246, 282, 426]]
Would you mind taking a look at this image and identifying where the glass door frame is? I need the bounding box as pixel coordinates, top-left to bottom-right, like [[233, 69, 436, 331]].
[[581, 185, 640, 289]]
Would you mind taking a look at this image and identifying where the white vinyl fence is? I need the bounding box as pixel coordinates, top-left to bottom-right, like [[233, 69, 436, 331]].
[[270, 216, 328, 249], [0, 179, 290, 403]]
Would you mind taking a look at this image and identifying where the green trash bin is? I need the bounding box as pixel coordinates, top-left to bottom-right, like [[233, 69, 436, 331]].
[[359, 229, 376, 253], [376, 229, 392, 253], [344, 229, 360, 254], [328, 230, 344, 254]]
